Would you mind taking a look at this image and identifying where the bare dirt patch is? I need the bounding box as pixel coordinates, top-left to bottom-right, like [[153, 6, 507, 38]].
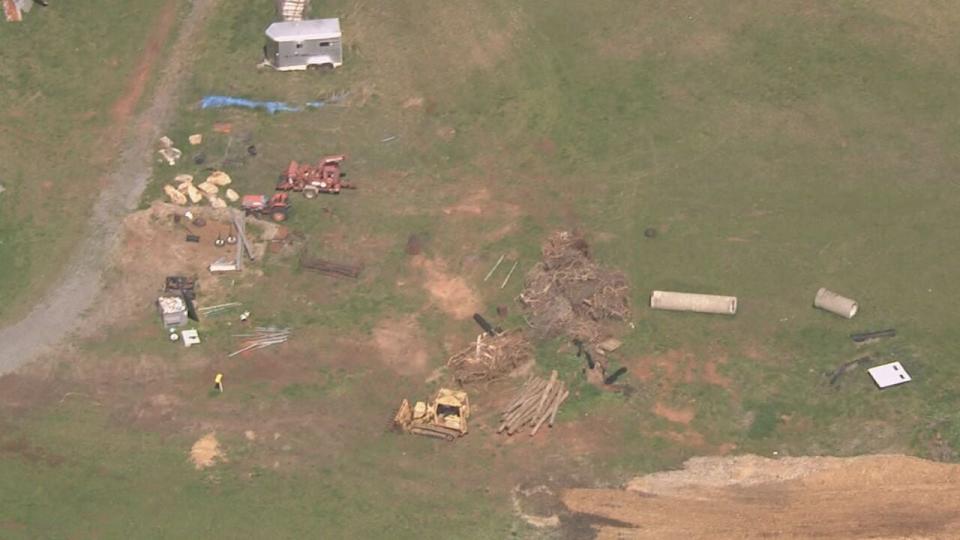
[[409, 255, 481, 319], [190, 432, 225, 469], [652, 402, 695, 425], [110, 0, 178, 122], [564, 454, 960, 539], [373, 316, 430, 375]]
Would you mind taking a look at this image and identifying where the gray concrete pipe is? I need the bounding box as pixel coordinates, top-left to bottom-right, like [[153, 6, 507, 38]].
[[813, 288, 858, 319], [650, 290, 738, 315]]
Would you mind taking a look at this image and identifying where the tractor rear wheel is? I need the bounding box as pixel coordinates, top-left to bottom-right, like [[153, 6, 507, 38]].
[[271, 210, 288, 222], [303, 187, 319, 199]]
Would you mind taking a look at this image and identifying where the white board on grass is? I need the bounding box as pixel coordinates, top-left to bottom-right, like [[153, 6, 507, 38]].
[[867, 361, 911, 389]]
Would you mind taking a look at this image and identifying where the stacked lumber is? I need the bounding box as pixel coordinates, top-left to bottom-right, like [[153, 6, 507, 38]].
[[498, 370, 569, 437]]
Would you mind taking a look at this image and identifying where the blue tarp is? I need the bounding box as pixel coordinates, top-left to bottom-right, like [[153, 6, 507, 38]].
[[199, 95, 329, 114]]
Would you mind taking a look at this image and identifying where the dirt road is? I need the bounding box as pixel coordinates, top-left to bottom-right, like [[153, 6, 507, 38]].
[[0, 0, 220, 374], [563, 454, 960, 539]]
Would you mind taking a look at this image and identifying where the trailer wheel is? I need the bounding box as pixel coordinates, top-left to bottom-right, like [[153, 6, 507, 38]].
[[303, 187, 319, 199]]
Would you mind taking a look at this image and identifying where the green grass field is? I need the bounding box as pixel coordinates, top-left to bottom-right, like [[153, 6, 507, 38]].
[[4, 0, 960, 537], [0, 0, 180, 324]]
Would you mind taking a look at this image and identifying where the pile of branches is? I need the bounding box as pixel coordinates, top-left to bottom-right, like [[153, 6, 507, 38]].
[[498, 371, 569, 436], [446, 329, 534, 385], [519, 231, 630, 344]]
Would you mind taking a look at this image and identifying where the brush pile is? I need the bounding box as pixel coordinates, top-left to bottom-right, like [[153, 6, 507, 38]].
[[446, 329, 534, 385], [498, 371, 569, 436], [229, 327, 292, 357], [519, 231, 630, 345]]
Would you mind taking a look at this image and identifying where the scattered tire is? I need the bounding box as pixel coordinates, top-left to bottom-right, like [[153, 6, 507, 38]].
[[644, 227, 657, 238]]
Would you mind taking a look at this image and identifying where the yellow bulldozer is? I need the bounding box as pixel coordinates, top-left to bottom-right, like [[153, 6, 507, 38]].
[[393, 388, 470, 441]]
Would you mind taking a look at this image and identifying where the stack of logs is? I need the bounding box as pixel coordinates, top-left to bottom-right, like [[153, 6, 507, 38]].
[[498, 371, 569, 437]]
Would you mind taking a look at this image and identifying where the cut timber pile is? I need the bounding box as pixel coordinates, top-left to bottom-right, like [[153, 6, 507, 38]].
[[300, 254, 363, 279], [519, 231, 630, 346], [446, 329, 534, 385], [498, 370, 569, 437]]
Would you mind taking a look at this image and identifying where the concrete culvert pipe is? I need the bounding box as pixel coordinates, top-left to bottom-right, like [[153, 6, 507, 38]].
[[813, 288, 858, 319], [650, 291, 738, 315]]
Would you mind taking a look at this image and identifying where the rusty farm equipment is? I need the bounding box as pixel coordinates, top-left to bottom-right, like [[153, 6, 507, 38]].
[[276, 155, 355, 198], [241, 193, 291, 222]]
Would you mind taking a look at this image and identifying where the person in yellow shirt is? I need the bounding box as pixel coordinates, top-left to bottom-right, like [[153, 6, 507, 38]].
[[214, 373, 223, 393]]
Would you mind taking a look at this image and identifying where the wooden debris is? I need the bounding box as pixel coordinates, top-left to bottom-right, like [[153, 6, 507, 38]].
[[484, 254, 505, 282], [498, 370, 569, 437], [500, 260, 519, 289], [300, 254, 363, 278], [228, 327, 291, 357], [446, 329, 534, 385]]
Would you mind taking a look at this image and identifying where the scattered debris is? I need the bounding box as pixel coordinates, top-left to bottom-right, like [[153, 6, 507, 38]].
[[829, 355, 872, 386], [181, 329, 201, 347], [188, 133, 203, 145], [228, 327, 292, 357], [446, 329, 533, 385], [498, 371, 569, 436], [300, 254, 362, 279], [212, 122, 233, 134], [193, 153, 207, 165], [277, 0, 309, 22], [644, 227, 658, 238], [868, 361, 911, 389], [224, 188, 239, 202], [163, 185, 187, 205], [851, 328, 895, 343], [519, 231, 630, 347], [500, 260, 519, 289], [158, 296, 188, 327], [484, 254, 505, 282], [380, 135, 397, 143], [814, 287, 859, 319], [277, 156, 354, 197], [157, 136, 182, 165], [209, 258, 238, 273], [206, 171, 232, 186], [198, 302, 242, 316], [393, 388, 470, 441], [597, 338, 623, 353], [650, 290, 738, 315], [214, 373, 223, 392]]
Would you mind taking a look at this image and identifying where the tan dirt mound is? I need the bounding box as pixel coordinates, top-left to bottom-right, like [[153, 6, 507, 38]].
[[563, 454, 960, 539], [190, 433, 225, 470], [373, 316, 430, 375], [410, 256, 480, 319]]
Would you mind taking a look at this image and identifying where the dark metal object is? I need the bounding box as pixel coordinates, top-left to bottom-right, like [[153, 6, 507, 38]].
[[192, 217, 207, 227], [851, 329, 896, 343], [247, 145, 257, 156], [644, 227, 657, 238], [186, 234, 200, 243], [574, 339, 595, 370], [604, 367, 628, 385], [473, 313, 496, 336], [193, 153, 207, 165], [829, 355, 872, 386]]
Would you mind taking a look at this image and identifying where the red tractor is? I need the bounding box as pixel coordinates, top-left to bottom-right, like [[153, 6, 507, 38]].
[[241, 193, 291, 222], [276, 155, 355, 198]]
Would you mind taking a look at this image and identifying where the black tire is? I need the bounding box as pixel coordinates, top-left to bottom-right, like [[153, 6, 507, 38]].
[[271, 210, 288, 223]]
